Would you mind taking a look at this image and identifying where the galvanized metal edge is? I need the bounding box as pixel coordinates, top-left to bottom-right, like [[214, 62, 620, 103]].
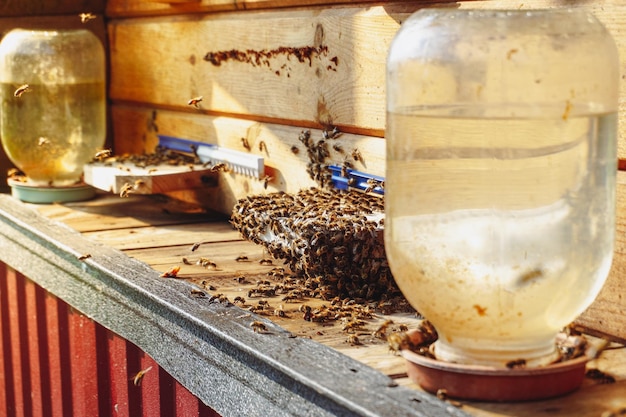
[[0, 194, 470, 417]]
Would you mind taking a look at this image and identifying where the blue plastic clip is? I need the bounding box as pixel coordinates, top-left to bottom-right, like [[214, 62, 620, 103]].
[[328, 165, 385, 196]]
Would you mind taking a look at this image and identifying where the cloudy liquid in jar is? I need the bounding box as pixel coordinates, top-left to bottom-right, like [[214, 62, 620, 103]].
[[0, 81, 105, 186], [385, 109, 616, 366]]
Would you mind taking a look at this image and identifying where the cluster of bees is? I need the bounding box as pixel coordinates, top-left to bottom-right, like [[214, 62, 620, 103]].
[[231, 187, 403, 302], [90, 145, 200, 168]]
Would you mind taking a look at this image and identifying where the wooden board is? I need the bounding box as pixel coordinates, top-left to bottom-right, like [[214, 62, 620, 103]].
[[84, 162, 219, 195]]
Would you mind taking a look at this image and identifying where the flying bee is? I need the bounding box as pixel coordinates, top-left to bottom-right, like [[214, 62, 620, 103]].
[[250, 321, 268, 333], [132, 366, 153, 386], [94, 148, 112, 160], [240, 137, 251, 151], [258, 140, 267, 153], [160, 265, 181, 278], [290, 145, 299, 154], [181, 257, 193, 265], [38, 137, 50, 146], [79, 12, 97, 23], [187, 95, 203, 108], [191, 242, 201, 252], [332, 143, 344, 153], [14, 84, 30, 98]]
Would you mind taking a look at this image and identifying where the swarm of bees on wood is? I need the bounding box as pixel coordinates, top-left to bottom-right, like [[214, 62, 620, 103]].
[[231, 187, 401, 302]]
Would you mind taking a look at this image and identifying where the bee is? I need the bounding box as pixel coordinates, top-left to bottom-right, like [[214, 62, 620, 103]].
[[351, 148, 363, 164], [210, 163, 228, 173], [505, 359, 527, 369], [258, 140, 267, 153], [250, 321, 268, 333], [134, 179, 146, 189], [187, 95, 203, 108], [38, 137, 50, 146], [119, 182, 134, 198], [147, 168, 158, 174], [197, 258, 217, 269], [14, 84, 30, 98], [259, 258, 273, 266], [160, 265, 181, 278], [77, 254, 92, 261], [79, 12, 97, 23], [132, 366, 153, 386], [7, 168, 24, 179], [585, 368, 616, 384], [372, 319, 394, 340], [346, 334, 361, 345], [387, 332, 412, 354], [273, 306, 286, 317], [341, 318, 365, 332], [261, 175, 272, 190], [240, 137, 251, 151], [235, 255, 249, 262], [290, 145, 299, 154], [191, 242, 201, 252], [94, 149, 112, 160], [364, 178, 382, 194], [322, 126, 341, 140], [190, 289, 206, 298], [332, 144, 343, 153], [233, 296, 246, 305]]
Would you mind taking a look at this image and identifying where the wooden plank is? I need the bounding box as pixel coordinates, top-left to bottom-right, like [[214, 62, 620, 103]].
[[110, 106, 386, 214], [107, 5, 403, 135], [84, 162, 219, 195], [33, 193, 225, 233], [83, 222, 241, 250]]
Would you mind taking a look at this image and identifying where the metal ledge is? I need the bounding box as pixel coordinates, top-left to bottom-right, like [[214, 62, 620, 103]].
[[0, 194, 468, 417]]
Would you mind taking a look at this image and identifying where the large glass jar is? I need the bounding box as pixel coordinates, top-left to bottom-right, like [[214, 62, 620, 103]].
[[0, 29, 106, 186], [385, 9, 618, 367]]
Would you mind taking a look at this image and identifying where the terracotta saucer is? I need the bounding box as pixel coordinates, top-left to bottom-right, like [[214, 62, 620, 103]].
[[402, 349, 588, 402]]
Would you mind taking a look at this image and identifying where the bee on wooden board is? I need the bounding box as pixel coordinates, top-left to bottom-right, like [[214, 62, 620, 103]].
[[13, 84, 30, 98], [372, 319, 394, 340], [241, 137, 251, 151], [235, 255, 249, 262], [250, 320, 268, 333], [290, 145, 300, 155], [77, 254, 92, 261], [261, 175, 272, 190], [258, 140, 267, 153]]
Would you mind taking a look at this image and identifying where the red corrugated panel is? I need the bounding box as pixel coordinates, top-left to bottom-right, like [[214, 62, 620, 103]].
[[0, 264, 221, 417]]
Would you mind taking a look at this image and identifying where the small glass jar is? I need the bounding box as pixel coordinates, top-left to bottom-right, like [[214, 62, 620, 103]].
[[0, 29, 106, 186], [385, 9, 618, 367]]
